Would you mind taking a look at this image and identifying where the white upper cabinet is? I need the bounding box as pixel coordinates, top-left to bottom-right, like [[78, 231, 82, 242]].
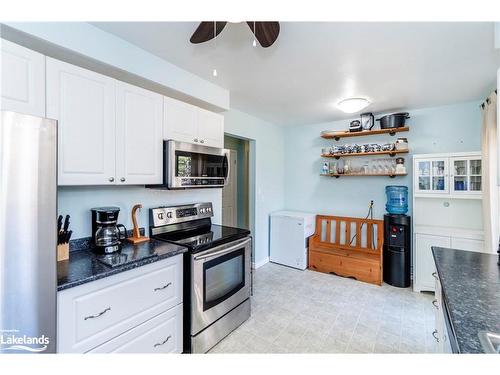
[[1, 39, 45, 117], [197, 107, 224, 148], [414, 153, 482, 198], [47, 58, 117, 186], [164, 96, 224, 148], [116, 82, 163, 185]]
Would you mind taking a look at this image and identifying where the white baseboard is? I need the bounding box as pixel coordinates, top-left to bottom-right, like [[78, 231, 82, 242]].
[[252, 257, 269, 269]]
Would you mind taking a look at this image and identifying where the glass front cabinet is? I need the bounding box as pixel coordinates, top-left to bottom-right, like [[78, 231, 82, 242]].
[[414, 153, 482, 198]]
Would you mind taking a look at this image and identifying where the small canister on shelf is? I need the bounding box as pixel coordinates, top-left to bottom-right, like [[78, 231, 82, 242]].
[[395, 157, 406, 174], [395, 138, 408, 151]]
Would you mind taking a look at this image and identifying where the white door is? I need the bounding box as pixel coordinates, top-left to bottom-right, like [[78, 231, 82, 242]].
[[270, 216, 306, 270], [116, 82, 163, 185], [415, 158, 449, 194], [222, 149, 238, 227], [1, 39, 45, 117], [414, 233, 451, 292], [47, 58, 117, 185], [163, 96, 197, 144], [450, 237, 485, 253], [197, 108, 224, 148]]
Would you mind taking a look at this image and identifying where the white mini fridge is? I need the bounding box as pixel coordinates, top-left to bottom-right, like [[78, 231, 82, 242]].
[[270, 211, 316, 270]]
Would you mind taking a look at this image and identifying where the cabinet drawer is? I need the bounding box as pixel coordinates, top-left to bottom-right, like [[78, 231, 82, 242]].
[[88, 304, 183, 353], [58, 255, 182, 353]]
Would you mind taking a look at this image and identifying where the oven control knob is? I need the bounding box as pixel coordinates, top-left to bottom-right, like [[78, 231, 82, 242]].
[[200, 208, 205, 214], [158, 213, 164, 220], [166, 212, 173, 219]]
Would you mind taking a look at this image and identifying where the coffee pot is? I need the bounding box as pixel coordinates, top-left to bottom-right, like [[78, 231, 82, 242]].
[[91, 207, 127, 253]]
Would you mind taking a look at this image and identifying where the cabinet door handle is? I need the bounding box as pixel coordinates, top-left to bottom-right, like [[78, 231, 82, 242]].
[[120, 177, 126, 182], [153, 335, 172, 348], [109, 177, 115, 182], [84, 307, 111, 320], [432, 272, 438, 280], [432, 299, 439, 309], [194, 138, 198, 142], [432, 330, 440, 342], [154, 282, 172, 292], [200, 139, 205, 144]]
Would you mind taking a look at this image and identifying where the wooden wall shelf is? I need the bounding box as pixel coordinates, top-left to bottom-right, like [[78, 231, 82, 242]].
[[321, 149, 409, 159], [321, 173, 407, 178], [321, 127, 409, 141]]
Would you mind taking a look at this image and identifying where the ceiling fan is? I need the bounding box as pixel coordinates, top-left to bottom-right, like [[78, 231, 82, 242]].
[[190, 21, 280, 48]]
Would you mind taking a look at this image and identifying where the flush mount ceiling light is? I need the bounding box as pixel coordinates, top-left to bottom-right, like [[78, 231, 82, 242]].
[[336, 98, 371, 113]]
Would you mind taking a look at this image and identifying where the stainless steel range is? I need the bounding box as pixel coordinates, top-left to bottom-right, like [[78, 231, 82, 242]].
[[149, 202, 251, 353]]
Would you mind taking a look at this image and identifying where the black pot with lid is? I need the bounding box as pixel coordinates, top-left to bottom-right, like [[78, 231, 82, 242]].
[[377, 112, 410, 129]]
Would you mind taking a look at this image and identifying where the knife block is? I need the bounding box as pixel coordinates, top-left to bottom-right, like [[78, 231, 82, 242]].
[[57, 243, 69, 262]]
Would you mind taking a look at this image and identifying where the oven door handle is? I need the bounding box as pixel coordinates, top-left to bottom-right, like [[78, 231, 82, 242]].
[[193, 237, 250, 261]]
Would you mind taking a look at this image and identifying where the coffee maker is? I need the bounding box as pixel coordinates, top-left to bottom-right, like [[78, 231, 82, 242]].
[[91, 207, 127, 253]]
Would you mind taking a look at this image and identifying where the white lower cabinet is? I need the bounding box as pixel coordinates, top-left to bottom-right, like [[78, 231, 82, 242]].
[[414, 234, 450, 292], [89, 305, 182, 353], [432, 272, 453, 353], [57, 255, 183, 353], [414, 231, 484, 292]]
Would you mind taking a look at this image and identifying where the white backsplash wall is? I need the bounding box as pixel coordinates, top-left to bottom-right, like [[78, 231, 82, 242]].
[[58, 186, 222, 239]]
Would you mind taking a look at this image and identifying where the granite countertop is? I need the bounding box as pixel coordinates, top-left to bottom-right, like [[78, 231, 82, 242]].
[[57, 238, 187, 291], [432, 247, 500, 353]]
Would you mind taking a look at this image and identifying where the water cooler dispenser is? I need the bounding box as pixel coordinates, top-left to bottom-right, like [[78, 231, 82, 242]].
[[384, 186, 411, 288]]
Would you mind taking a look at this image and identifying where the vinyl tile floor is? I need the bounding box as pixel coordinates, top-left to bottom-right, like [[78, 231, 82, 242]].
[[209, 262, 438, 354]]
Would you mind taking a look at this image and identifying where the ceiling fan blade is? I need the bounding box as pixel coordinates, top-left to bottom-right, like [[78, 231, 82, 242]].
[[190, 21, 227, 44], [247, 21, 280, 48]]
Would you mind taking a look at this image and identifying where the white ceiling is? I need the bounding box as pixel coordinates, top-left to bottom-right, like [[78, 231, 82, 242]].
[[92, 22, 499, 126]]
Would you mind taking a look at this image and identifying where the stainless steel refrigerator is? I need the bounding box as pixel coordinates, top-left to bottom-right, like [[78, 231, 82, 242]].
[[0, 111, 57, 353]]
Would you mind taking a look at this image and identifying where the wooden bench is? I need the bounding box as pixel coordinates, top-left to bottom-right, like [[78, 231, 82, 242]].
[[308, 215, 384, 286]]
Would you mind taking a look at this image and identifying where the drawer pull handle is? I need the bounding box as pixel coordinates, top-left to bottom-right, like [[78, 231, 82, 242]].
[[154, 335, 172, 348], [432, 330, 440, 343], [432, 272, 438, 280], [432, 299, 439, 309], [84, 307, 111, 320], [154, 282, 172, 292]]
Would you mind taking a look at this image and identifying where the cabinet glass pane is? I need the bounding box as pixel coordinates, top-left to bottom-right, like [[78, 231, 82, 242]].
[[432, 160, 445, 176], [454, 176, 467, 191], [453, 160, 467, 175], [432, 176, 445, 191], [470, 160, 481, 175], [419, 176, 431, 191], [470, 176, 482, 191], [418, 161, 430, 176]]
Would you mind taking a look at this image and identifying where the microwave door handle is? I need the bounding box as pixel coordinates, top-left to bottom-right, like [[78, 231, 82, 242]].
[[223, 153, 230, 180]]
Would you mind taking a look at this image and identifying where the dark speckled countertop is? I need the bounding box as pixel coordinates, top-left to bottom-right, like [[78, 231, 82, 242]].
[[432, 247, 500, 353], [57, 239, 187, 291]]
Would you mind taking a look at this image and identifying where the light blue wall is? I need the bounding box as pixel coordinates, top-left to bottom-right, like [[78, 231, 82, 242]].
[[283, 101, 482, 219], [58, 187, 222, 239], [224, 109, 286, 266]]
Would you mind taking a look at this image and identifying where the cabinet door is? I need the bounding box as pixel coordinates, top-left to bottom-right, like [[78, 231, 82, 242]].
[[47, 58, 116, 185], [197, 108, 224, 148], [116, 82, 163, 185], [414, 234, 451, 292], [414, 158, 448, 194], [1, 39, 45, 117], [450, 237, 484, 253], [163, 96, 197, 144], [450, 156, 482, 195]]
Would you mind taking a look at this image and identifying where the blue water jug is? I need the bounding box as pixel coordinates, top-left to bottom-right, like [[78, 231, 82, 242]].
[[385, 186, 408, 214]]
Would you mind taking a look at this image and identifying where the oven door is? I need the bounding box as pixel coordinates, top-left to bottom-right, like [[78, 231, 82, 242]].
[[191, 237, 251, 335], [167, 140, 229, 189]]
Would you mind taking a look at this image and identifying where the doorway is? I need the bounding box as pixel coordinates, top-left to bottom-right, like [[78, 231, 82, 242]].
[[222, 134, 250, 229]]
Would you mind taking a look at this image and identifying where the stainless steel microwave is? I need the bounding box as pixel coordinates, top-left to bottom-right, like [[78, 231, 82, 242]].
[[148, 140, 229, 189]]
